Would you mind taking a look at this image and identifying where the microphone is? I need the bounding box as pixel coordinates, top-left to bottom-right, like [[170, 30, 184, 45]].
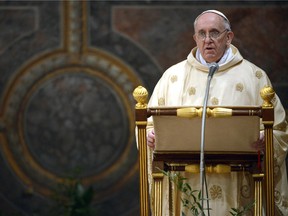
[[208, 62, 219, 78], [199, 62, 218, 215]]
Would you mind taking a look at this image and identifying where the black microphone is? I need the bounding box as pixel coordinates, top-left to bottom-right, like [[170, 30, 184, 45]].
[[208, 62, 219, 78]]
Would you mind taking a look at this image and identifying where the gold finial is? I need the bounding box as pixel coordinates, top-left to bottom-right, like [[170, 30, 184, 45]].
[[260, 86, 275, 107], [133, 86, 148, 108]]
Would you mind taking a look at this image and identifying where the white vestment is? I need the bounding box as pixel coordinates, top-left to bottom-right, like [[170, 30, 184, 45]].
[[147, 45, 288, 216]]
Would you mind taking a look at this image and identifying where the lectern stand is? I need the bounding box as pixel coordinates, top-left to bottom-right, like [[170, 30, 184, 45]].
[[133, 86, 275, 216]]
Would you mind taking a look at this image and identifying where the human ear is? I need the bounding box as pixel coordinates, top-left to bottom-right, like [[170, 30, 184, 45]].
[[226, 31, 234, 45], [193, 34, 197, 42]]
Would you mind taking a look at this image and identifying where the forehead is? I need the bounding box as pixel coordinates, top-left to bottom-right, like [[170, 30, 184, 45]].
[[195, 13, 224, 31]]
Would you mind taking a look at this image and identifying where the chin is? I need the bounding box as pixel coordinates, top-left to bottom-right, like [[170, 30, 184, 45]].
[[204, 56, 219, 63], [205, 59, 217, 63]]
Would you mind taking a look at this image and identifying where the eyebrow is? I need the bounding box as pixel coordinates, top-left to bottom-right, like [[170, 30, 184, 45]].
[[197, 28, 221, 33]]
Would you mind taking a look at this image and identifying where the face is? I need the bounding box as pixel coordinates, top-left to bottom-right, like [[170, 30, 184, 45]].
[[193, 13, 234, 63]]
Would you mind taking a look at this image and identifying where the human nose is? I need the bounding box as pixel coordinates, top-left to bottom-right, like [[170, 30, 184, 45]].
[[203, 34, 212, 41]]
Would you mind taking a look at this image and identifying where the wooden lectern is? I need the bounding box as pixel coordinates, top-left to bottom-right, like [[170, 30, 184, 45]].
[[133, 86, 275, 216]]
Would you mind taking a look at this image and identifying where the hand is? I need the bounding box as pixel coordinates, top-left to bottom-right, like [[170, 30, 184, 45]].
[[252, 131, 265, 152], [147, 129, 155, 149]]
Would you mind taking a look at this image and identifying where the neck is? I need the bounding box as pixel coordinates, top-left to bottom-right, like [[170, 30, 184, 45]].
[[196, 47, 232, 66]]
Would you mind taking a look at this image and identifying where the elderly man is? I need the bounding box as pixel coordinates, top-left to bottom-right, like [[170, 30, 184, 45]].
[[147, 10, 288, 215]]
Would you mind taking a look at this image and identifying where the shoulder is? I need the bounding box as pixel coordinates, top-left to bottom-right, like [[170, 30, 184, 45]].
[[231, 45, 268, 77], [153, 59, 188, 91], [162, 60, 187, 76], [241, 59, 268, 78]]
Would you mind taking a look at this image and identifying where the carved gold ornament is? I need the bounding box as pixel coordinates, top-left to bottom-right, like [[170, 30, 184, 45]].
[[133, 86, 148, 108], [260, 86, 275, 107]]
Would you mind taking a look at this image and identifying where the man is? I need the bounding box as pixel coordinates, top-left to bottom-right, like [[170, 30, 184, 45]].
[[147, 10, 288, 215]]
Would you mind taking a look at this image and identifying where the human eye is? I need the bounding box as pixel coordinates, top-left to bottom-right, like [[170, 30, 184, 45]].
[[209, 30, 220, 38], [197, 31, 206, 38]]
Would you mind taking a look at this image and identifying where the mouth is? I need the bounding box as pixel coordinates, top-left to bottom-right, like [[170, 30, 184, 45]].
[[204, 47, 216, 54], [205, 47, 214, 51]]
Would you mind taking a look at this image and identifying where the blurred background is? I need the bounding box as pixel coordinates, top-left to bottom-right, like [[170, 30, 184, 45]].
[[0, 1, 287, 215]]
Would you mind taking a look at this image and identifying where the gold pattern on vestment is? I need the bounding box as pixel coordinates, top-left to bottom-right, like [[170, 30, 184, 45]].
[[209, 185, 222, 199], [211, 97, 219, 105], [170, 75, 177, 83], [188, 86, 196, 95], [240, 185, 251, 199], [236, 83, 244, 92], [275, 190, 288, 208], [255, 71, 263, 79], [158, 97, 165, 106], [275, 190, 282, 204]]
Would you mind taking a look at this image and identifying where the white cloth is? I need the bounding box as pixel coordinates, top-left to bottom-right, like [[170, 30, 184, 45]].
[[196, 46, 233, 66], [147, 45, 288, 216]]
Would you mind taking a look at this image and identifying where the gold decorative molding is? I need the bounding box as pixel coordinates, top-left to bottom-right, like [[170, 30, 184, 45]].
[[177, 107, 232, 118], [207, 107, 233, 117], [185, 164, 200, 173], [153, 173, 164, 216], [133, 85, 150, 216], [177, 107, 202, 118], [185, 164, 231, 173], [206, 164, 231, 173], [260, 86, 275, 216], [253, 173, 264, 216]]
